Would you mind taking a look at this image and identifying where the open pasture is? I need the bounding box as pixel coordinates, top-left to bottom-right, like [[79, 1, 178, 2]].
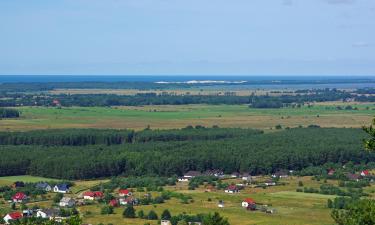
[[0, 103, 373, 131]]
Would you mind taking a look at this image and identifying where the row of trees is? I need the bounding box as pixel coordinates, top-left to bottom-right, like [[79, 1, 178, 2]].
[[0, 107, 20, 118], [0, 128, 372, 179], [0, 89, 360, 108]]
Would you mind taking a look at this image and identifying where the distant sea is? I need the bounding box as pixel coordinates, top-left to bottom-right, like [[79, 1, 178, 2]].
[[1, 75, 375, 89]]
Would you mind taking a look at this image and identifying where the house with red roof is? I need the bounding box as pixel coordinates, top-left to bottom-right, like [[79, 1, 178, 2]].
[[12, 192, 27, 203], [119, 189, 132, 197], [3, 212, 23, 224], [242, 198, 256, 208], [361, 170, 370, 177], [109, 199, 119, 207], [83, 191, 104, 200], [328, 169, 335, 176], [224, 185, 239, 194]]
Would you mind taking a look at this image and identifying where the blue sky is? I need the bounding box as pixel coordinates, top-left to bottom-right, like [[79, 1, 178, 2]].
[[0, 0, 374, 75]]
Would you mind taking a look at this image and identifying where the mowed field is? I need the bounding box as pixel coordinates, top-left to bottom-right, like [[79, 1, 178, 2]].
[[0, 176, 342, 225], [0, 102, 374, 131]]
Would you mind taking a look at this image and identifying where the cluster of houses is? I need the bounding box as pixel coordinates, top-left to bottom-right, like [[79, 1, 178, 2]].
[[328, 169, 372, 181]]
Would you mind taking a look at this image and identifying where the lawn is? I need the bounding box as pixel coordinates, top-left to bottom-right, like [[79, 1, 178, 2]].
[[0, 175, 60, 186], [0, 102, 373, 131]]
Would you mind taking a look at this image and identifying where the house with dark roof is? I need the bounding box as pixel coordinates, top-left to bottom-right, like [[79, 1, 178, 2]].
[[53, 184, 69, 193], [12, 181, 25, 189], [35, 182, 52, 192]]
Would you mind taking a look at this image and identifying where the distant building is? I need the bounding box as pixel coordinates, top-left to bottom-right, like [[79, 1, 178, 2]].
[[119, 189, 132, 197], [3, 212, 23, 224], [12, 192, 27, 203], [361, 170, 370, 177], [59, 197, 75, 207], [225, 185, 239, 193], [53, 184, 69, 193], [218, 200, 224, 208], [83, 191, 103, 200], [264, 180, 276, 186], [327, 169, 335, 176], [36, 182, 52, 192], [36, 208, 61, 220], [12, 181, 25, 189], [242, 198, 256, 208], [161, 220, 172, 225]]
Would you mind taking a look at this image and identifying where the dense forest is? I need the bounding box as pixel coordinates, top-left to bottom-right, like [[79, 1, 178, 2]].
[[0, 107, 20, 118], [0, 127, 262, 146], [0, 89, 360, 108], [0, 127, 372, 179]]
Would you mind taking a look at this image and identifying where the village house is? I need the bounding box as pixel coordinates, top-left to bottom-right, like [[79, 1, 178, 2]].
[[36, 208, 62, 220], [264, 179, 276, 186], [118, 189, 132, 197], [22, 209, 33, 217], [53, 184, 69, 193], [35, 182, 52, 192], [361, 170, 370, 177], [272, 170, 289, 178], [242, 198, 256, 208], [12, 181, 25, 189], [204, 169, 224, 177], [12, 192, 27, 203], [328, 169, 335, 176], [346, 173, 362, 182], [83, 191, 104, 200], [161, 220, 172, 225], [225, 185, 239, 193], [241, 173, 252, 181], [218, 200, 224, 208], [178, 171, 201, 182], [119, 196, 135, 205], [3, 212, 23, 224], [109, 199, 119, 207], [59, 197, 75, 207], [231, 172, 240, 178]]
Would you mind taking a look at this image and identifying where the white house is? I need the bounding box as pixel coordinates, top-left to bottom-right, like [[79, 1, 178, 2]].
[[53, 184, 69, 193], [161, 220, 172, 225], [59, 197, 75, 207], [242, 198, 256, 208], [36, 208, 61, 220]]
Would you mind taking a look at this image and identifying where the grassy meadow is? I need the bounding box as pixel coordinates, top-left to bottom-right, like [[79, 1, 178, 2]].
[[0, 102, 373, 131], [0, 176, 338, 225]]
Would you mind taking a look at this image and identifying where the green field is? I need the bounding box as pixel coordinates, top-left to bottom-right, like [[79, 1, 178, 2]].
[[0, 102, 374, 131], [0, 175, 60, 186]]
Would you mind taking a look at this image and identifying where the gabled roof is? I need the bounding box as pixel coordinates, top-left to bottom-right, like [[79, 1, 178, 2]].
[[362, 170, 370, 176], [83, 191, 103, 198], [55, 184, 69, 191], [7, 212, 23, 220], [184, 171, 202, 177], [13, 192, 27, 200], [40, 208, 61, 217], [36, 182, 50, 189], [119, 189, 130, 195], [60, 197, 74, 203], [243, 198, 255, 204], [227, 185, 238, 190]]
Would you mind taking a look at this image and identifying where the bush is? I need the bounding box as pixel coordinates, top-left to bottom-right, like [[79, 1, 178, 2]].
[[147, 210, 158, 220], [123, 205, 136, 218], [101, 206, 114, 215]]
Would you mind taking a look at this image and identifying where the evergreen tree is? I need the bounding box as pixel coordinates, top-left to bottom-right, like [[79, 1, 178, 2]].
[[123, 205, 136, 218]]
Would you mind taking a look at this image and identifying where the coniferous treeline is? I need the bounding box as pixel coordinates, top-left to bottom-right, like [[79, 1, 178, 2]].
[[0, 107, 20, 118], [0, 128, 372, 179], [0, 127, 261, 146]]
